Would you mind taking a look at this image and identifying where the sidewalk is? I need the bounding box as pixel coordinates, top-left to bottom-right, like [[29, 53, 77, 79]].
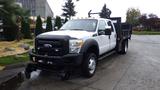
[[0, 62, 27, 84], [0, 67, 24, 84]]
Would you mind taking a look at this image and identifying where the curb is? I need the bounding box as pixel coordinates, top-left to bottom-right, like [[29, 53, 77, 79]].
[[0, 72, 24, 89], [0, 51, 29, 71], [3, 62, 29, 70]]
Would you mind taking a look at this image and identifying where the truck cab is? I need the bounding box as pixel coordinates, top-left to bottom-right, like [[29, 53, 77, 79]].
[[25, 18, 131, 80]]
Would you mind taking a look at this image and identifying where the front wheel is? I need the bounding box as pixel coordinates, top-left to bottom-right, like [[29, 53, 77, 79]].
[[82, 53, 97, 78], [25, 66, 31, 79], [24, 64, 36, 79], [60, 71, 71, 80]]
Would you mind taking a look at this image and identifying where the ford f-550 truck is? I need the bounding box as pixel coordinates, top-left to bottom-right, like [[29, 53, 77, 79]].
[[25, 17, 132, 80]]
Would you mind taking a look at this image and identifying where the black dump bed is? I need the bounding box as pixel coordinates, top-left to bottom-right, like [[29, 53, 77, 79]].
[[109, 17, 132, 40]]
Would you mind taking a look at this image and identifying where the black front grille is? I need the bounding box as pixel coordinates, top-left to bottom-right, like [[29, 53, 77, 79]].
[[35, 38, 69, 56]]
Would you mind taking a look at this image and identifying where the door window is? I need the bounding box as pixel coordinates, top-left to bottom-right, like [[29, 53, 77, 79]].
[[98, 20, 106, 30]]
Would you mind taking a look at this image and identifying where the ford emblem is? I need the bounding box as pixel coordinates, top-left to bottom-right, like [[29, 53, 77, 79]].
[[44, 44, 52, 48]]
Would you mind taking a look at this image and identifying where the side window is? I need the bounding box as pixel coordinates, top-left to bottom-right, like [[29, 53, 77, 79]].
[[98, 20, 106, 30], [107, 21, 114, 32]]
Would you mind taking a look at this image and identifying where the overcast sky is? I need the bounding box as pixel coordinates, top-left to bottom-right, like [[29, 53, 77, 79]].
[[47, 0, 160, 22]]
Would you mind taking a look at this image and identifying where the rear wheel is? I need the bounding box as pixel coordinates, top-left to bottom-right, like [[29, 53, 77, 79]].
[[82, 53, 97, 78], [120, 40, 128, 54]]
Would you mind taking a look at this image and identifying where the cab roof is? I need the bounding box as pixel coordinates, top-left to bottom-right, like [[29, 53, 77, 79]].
[[71, 17, 111, 22]]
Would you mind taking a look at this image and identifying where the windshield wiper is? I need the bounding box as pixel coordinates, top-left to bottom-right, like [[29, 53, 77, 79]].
[[60, 29, 84, 31]]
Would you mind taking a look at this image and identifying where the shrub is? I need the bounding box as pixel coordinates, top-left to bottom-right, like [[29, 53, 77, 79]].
[[35, 15, 43, 36], [46, 16, 52, 32], [54, 16, 62, 30], [21, 17, 32, 39]]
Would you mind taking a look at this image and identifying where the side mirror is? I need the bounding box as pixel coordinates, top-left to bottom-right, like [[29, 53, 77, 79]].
[[105, 26, 111, 35]]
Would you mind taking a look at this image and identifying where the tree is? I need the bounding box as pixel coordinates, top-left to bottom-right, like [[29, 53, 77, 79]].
[[46, 16, 52, 32], [99, 4, 111, 18], [25, 21, 32, 38], [147, 14, 159, 31], [21, 17, 32, 39], [62, 0, 76, 19], [139, 14, 147, 29], [35, 16, 43, 36], [148, 13, 158, 18], [0, 0, 30, 41], [54, 16, 62, 30], [138, 13, 160, 31], [126, 8, 141, 26], [139, 14, 147, 24]]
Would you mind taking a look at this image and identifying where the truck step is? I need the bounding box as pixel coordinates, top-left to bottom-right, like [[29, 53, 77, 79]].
[[98, 50, 116, 61]]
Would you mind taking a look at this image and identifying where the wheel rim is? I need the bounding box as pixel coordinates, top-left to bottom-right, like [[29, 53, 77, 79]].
[[88, 57, 96, 74]]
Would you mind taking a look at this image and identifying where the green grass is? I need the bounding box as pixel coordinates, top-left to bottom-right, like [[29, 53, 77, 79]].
[[133, 31, 160, 35], [0, 53, 29, 66], [25, 40, 33, 46]]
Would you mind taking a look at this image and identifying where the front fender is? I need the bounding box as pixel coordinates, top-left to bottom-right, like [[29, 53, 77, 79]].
[[80, 39, 99, 55]]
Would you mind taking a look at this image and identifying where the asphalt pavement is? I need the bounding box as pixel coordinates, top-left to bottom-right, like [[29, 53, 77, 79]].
[[1, 35, 160, 90]]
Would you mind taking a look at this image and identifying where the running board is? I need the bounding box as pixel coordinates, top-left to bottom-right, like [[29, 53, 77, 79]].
[[98, 51, 116, 61]]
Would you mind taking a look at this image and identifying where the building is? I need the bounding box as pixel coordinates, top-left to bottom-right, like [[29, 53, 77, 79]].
[[16, 0, 53, 18]]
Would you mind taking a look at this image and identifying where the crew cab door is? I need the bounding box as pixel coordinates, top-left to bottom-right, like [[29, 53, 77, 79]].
[[96, 20, 110, 55], [108, 21, 117, 50]]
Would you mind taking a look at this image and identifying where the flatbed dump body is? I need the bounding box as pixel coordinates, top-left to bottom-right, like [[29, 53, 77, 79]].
[[109, 17, 132, 40], [109, 17, 132, 52]]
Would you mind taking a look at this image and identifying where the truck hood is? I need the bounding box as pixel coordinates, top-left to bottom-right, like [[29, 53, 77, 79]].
[[40, 30, 94, 39]]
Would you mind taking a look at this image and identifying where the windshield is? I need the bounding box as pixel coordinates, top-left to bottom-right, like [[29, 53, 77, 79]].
[[60, 19, 98, 32]]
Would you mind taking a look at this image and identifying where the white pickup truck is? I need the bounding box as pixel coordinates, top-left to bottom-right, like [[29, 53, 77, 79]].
[[25, 17, 132, 80]]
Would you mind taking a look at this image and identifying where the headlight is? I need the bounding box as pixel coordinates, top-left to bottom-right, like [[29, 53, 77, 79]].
[[69, 39, 84, 53]]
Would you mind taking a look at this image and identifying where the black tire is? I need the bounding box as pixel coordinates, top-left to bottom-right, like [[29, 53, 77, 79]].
[[60, 71, 71, 80], [120, 40, 128, 54], [25, 67, 31, 79], [82, 53, 97, 78], [25, 64, 36, 79]]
